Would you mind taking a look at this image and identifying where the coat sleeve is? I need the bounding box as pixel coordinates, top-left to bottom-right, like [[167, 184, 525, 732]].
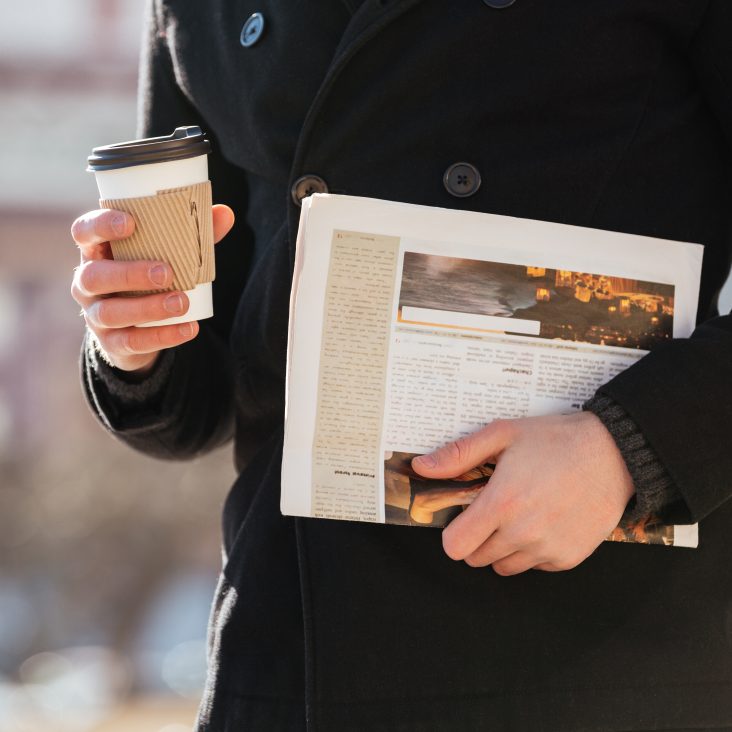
[[591, 0, 732, 523], [81, 0, 253, 460], [584, 394, 684, 524], [600, 0, 732, 521]]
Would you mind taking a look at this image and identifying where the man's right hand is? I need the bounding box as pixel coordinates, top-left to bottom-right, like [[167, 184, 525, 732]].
[[70, 205, 235, 376]]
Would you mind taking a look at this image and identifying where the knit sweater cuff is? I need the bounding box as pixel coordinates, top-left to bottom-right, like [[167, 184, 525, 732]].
[[84, 330, 174, 407], [583, 394, 681, 522]]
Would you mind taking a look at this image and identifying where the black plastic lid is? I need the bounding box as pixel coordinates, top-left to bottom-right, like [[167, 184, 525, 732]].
[[87, 126, 210, 172]]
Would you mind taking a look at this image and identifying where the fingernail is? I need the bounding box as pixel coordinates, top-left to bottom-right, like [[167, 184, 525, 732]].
[[164, 294, 184, 313], [179, 322, 194, 337], [149, 264, 169, 287], [415, 454, 436, 468], [111, 212, 129, 238]]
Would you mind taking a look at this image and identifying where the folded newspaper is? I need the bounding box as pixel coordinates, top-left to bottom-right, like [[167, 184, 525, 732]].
[[282, 195, 703, 548]]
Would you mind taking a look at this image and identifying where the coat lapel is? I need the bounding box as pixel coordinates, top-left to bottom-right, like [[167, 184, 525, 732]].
[[288, 0, 426, 267]]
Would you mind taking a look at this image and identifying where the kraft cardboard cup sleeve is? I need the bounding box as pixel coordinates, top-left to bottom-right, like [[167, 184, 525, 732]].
[[87, 126, 215, 327]]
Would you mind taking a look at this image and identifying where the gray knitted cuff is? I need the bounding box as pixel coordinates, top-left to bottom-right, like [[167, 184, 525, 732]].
[[85, 331, 174, 407], [583, 394, 680, 522]]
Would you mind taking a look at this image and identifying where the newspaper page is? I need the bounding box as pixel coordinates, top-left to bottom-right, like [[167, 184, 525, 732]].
[[282, 195, 703, 548]]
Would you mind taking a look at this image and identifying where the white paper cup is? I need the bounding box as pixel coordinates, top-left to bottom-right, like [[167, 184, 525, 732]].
[[87, 126, 213, 327]]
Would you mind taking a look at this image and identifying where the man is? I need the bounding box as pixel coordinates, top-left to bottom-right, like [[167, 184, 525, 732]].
[[71, 1, 732, 729]]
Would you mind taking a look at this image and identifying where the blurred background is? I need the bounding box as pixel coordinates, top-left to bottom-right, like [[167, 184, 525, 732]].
[[1, 3, 732, 732], [0, 2, 234, 730]]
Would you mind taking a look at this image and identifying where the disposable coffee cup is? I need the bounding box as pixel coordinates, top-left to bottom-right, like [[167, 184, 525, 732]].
[[87, 126, 214, 327]]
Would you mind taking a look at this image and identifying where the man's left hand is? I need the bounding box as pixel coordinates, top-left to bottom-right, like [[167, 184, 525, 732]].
[[411, 412, 635, 576]]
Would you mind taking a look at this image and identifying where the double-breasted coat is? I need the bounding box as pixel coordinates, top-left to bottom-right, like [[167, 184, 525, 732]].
[[83, 0, 732, 729]]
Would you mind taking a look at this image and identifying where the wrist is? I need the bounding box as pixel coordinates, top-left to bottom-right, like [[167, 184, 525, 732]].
[[88, 329, 160, 379], [118, 352, 161, 383], [580, 411, 636, 506]]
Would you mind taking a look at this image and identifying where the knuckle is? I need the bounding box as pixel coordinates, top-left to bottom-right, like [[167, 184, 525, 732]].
[[554, 556, 581, 572], [441, 528, 464, 561], [541, 552, 581, 572], [493, 556, 533, 577], [102, 328, 131, 357], [76, 261, 98, 296], [494, 493, 520, 521], [143, 326, 165, 351], [112, 329, 136, 355], [70, 276, 82, 304], [446, 437, 469, 465], [70, 219, 82, 242], [86, 300, 107, 328], [70, 215, 89, 243], [463, 553, 487, 568], [492, 561, 514, 577]]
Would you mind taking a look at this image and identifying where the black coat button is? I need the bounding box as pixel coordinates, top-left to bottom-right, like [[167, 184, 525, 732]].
[[483, 0, 516, 7], [443, 162, 481, 198], [240, 12, 265, 47], [291, 175, 329, 206]]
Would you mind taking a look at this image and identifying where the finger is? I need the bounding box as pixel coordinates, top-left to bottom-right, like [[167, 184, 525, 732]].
[[533, 557, 584, 573], [212, 204, 235, 244], [412, 419, 514, 479], [461, 529, 516, 567], [441, 479, 504, 560], [490, 551, 538, 577], [96, 320, 199, 357], [85, 291, 189, 330], [442, 462, 535, 560], [73, 259, 173, 301], [71, 209, 135, 251]]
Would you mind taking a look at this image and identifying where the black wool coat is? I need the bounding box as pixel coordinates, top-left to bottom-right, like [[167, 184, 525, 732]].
[[83, 1, 732, 730]]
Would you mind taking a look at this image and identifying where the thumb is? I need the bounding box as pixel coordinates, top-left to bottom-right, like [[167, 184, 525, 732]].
[[212, 204, 235, 244], [411, 419, 514, 479]]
